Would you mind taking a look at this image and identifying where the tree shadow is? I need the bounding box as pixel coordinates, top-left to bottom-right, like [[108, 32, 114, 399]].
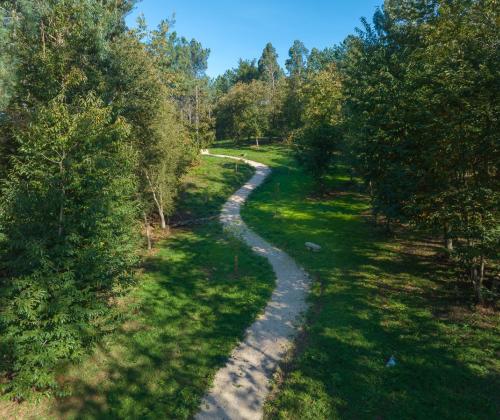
[[54, 223, 275, 419], [173, 160, 255, 223]]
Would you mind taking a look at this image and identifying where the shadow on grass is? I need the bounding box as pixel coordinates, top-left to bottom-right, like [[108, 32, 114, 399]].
[[55, 224, 274, 419], [51, 156, 275, 419], [173, 160, 255, 222]]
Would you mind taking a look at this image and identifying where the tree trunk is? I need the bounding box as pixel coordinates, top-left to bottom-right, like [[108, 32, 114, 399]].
[[255, 137, 259, 148], [144, 169, 167, 230], [385, 217, 392, 234], [195, 84, 200, 144], [444, 223, 453, 251], [40, 20, 46, 57], [144, 213, 152, 251], [159, 210, 166, 230], [478, 257, 485, 304], [472, 258, 485, 305]]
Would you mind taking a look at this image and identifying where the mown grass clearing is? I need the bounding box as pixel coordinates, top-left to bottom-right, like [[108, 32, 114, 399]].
[[213, 141, 500, 420], [0, 156, 275, 419]]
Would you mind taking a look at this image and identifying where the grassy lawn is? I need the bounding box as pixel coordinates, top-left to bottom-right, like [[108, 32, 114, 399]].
[[0, 156, 275, 419], [213, 141, 500, 420]]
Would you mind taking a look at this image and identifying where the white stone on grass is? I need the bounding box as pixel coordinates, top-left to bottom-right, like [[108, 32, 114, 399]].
[[305, 242, 322, 252]]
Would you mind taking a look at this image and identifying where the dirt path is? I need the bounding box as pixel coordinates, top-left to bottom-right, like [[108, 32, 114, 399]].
[[196, 151, 310, 420]]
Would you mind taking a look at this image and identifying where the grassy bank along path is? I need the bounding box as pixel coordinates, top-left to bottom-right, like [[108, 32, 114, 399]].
[[197, 151, 310, 420]]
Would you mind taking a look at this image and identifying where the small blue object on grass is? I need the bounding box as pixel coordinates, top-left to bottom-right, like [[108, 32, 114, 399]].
[[386, 355, 397, 367]]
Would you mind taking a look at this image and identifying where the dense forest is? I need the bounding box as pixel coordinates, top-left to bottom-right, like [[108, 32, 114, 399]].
[[0, 0, 498, 409], [0, 0, 214, 398]]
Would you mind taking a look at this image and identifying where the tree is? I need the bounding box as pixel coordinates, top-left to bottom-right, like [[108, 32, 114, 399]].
[[278, 40, 310, 135], [233, 58, 260, 84], [307, 47, 339, 72], [285, 40, 309, 77], [293, 63, 343, 189], [147, 18, 214, 149], [403, 0, 499, 302], [0, 6, 15, 111], [0, 92, 139, 399], [258, 42, 283, 90], [215, 80, 270, 144], [341, 0, 499, 300], [107, 34, 194, 231]]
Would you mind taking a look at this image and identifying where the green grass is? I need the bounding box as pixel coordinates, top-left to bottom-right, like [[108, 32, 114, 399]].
[[213, 141, 500, 420], [0, 156, 275, 419]]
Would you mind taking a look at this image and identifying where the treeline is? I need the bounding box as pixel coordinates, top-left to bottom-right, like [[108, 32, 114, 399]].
[[0, 0, 213, 398], [341, 0, 498, 304], [213, 0, 498, 303]]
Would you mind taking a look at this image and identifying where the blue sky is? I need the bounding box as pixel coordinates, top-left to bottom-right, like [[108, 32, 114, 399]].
[[126, 0, 383, 78]]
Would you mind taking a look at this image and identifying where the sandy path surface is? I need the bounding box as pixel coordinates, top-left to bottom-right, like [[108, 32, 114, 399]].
[[196, 151, 310, 420]]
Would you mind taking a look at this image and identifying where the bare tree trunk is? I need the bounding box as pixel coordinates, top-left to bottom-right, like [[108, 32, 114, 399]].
[[159, 210, 166, 230], [255, 137, 259, 148], [40, 20, 46, 57], [472, 258, 485, 305], [195, 84, 200, 144], [478, 257, 485, 304], [144, 213, 152, 251], [144, 169, 167, 230], [444, 222, 453, 251]]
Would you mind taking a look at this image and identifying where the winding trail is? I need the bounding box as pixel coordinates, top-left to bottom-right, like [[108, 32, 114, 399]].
[[196, 151, 310, 420]]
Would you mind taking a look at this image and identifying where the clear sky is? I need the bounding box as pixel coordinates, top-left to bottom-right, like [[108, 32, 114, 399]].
[[126, 0, 383, 78]]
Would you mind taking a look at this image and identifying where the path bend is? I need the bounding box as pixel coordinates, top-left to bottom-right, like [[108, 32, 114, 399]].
[[196, 150, 310, 420]]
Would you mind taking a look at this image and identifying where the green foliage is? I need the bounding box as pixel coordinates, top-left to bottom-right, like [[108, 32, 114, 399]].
[[293, 124, 338, 189], [215, 80, 270, 142], [258, 43, 284, 89], [17, 156, 274, 418], [341, 0, 499, 299], [0, 0, 206, 399], [0, 93, 139, 399], [0, 7, 15, 111], [107, 34, 195, 227], [291, 63, 343, 188], [306, 47, 339, 72], [285, 40, 309, 77], [146, 18, 214, 148]]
